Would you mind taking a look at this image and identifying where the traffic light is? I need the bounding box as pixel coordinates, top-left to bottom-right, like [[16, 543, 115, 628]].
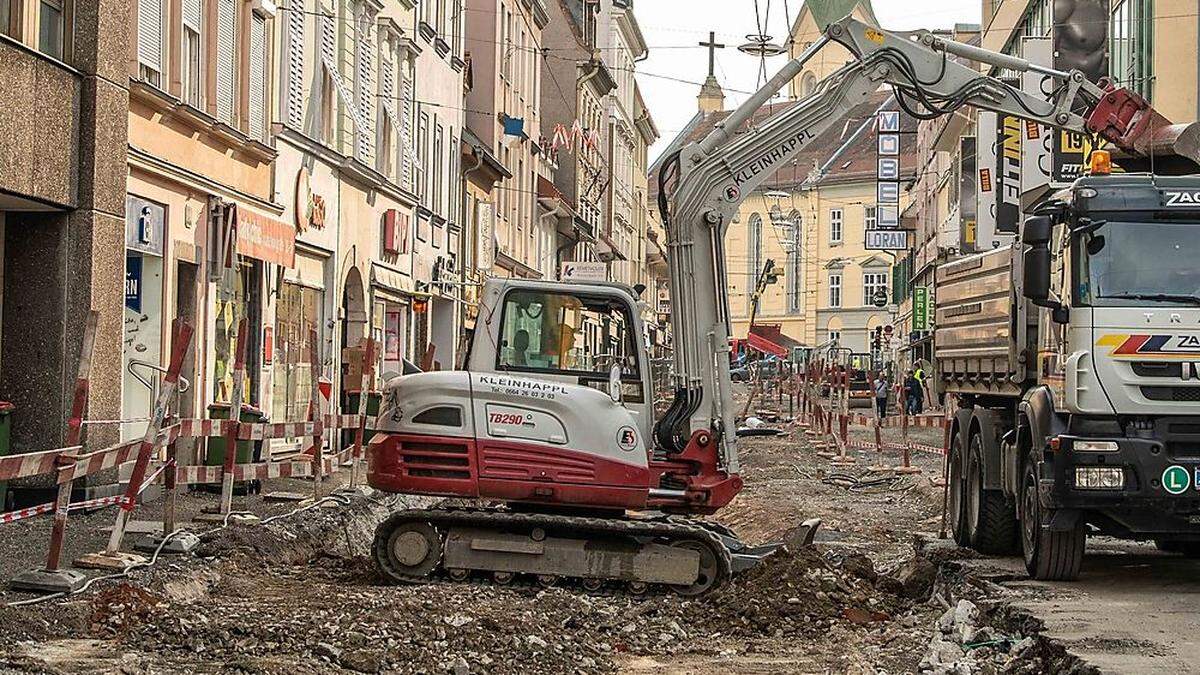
[[871, 326, 883, 351]]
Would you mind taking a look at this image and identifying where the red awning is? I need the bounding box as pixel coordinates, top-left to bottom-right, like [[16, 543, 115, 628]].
[[747, 324, 805, 358]]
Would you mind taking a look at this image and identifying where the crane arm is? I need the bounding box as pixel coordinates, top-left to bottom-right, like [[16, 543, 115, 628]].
[[654, 15, 1176, 472]]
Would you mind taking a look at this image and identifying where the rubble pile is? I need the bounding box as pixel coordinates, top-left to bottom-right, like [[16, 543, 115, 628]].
[[688, 543, 907, 638]]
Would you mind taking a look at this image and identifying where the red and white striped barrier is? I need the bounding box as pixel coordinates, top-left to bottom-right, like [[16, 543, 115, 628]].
[[2, 460, 170, 525], [0, 446, 81, 482], [238, 421, 320, 441]]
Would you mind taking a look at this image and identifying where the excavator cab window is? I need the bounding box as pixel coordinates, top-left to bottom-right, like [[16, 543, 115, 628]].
[[496, 289, 643, 401]]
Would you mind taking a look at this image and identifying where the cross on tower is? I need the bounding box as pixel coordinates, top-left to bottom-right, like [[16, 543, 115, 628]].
[[699, 31, 725, 79]]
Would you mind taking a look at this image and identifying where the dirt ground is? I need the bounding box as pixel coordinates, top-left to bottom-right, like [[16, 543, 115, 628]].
[[0, 390, 1000, 674]]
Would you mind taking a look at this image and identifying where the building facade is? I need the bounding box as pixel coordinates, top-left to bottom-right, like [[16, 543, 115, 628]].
[[463, 0, 550, 281], [539, 0, 616, 270], [0, 0, 129, 455]]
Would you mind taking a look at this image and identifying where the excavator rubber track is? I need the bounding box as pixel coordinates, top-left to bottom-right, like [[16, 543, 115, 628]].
[[372, 507, 736, 596]]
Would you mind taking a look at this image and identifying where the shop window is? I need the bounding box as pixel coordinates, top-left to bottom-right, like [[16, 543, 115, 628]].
[[272, 282, 324, 426], [213, 261, 263, 405]]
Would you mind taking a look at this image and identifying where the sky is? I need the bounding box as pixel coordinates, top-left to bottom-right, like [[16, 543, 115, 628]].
[[635, 0, 983, 161]]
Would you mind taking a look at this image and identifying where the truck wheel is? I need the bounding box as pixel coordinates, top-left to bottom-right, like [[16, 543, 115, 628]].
[[966, 433, 1019, 555], [947, 431, 968, 546], [1020, 457, 1085, 580], [1155, 540, 1200, 558]]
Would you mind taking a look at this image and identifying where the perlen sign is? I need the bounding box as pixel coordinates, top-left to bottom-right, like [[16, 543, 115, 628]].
[[912, 286, 931, 331]]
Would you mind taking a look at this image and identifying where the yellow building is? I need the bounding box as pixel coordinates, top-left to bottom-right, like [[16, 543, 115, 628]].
[[786, 0, 879, 99], [651, 91, 916, 358]]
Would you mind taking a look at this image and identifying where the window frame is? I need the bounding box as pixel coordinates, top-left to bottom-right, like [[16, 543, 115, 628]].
[[828, 273, 842, 308], [493, 288, 644, 387], [829, 208, 843, 244], [862, 271, 888, 307]]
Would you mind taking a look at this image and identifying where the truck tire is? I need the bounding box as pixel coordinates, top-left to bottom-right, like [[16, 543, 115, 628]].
[[966, 433, 1019, 555], [947, 430, 968, 546], [1020, 456, 1085, 580]]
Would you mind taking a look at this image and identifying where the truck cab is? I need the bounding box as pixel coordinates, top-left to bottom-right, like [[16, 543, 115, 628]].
[[938, 171, 1200, 580]]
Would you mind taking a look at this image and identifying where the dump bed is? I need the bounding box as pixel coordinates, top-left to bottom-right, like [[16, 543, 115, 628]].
[[934, 245, 1027, 397]]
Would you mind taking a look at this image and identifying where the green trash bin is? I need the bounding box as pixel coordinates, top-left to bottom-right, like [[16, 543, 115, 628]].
[[205, 402, 266, 467], [0, 402, 13, 511], [341, 390, 381, 448]]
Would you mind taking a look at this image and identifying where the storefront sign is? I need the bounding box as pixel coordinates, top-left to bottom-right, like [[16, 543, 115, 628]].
[[876, 110, 901, 226], [864, 229, 909, 251], [233, 205, 296, 268], [561, 261, 607, 282], [126, 195, 165, 256], [912, 286, 930, 331], [383, 209, 410, 254], [125, 255, 143, 312], [477, 202, 495, 271], [995, 112, 1022, 234], [294, 167, 328, 233]]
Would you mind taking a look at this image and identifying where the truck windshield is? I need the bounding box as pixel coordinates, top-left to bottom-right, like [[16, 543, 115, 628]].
[[1076, 221, 1200, 307]]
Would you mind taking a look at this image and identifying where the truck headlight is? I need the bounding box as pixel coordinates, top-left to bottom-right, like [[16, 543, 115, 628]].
[[1073, 440, 1119, 452], [1074, 466, 1125, 490]]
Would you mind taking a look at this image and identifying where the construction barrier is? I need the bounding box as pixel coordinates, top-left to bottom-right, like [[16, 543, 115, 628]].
[[778, 353, 953, 474], [5, 318, 381, 593]]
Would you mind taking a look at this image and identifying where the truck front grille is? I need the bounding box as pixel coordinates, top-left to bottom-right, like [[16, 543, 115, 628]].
[[1141, 386, 1200, 402], [1132, 362, 1183, 378]]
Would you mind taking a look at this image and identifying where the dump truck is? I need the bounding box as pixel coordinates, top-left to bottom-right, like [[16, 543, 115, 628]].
[[938, 167, 1200, 580]]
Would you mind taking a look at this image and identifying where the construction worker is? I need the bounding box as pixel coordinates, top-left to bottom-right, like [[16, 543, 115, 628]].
[[913, 365, 928, 413]]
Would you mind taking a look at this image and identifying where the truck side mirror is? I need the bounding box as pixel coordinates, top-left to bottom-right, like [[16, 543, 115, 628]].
[[1022, 215, 1052, 246], [1022, 216, 1052, 303]]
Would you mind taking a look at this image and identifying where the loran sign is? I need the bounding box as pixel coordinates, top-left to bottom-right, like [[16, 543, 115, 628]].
[[560, 261, 607, 282]]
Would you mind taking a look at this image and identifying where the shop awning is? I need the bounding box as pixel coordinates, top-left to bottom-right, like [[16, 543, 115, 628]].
[[747, 324, 805, 358], [231, 205, 295, 267], [371, 262, 415, 296]]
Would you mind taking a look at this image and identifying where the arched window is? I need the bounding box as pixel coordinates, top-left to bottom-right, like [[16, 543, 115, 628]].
[[747, 213, 763, 315], [801, 72, 817, 97], [786, 210, 802, 313]]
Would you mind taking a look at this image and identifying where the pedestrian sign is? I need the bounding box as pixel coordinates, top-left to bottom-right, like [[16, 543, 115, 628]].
[[1162, 465, 1190, 495]]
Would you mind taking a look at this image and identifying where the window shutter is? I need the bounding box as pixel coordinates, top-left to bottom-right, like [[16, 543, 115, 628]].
[[137, 0, 162, 73], [353, 15, 375, 162], [286, 4, 305, 128], [320, 14, 366, 139], [400, 66, 415, 190], [216, 0, 236, 123], [182, 0, 200, 30], [248, 12, 267, 139]]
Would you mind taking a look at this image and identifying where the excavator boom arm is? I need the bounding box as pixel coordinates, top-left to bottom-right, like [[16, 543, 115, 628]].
[[656, 15, 1180, 476]]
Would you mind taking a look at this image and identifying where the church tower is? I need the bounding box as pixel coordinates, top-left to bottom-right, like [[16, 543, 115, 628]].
[[697, 31, 726, 113]]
